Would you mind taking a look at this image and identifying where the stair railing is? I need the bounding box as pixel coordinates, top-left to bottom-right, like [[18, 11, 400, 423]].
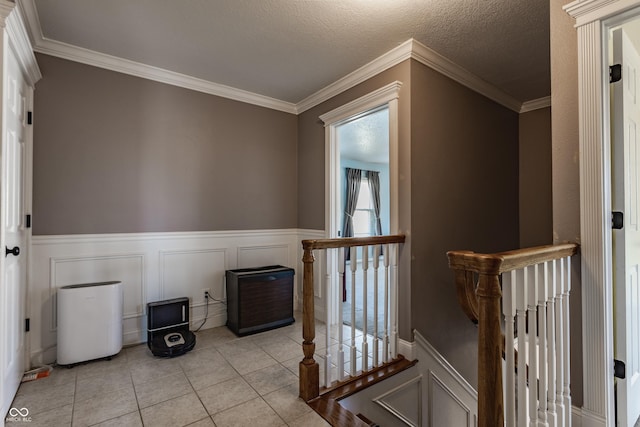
[[447, 243, 578, 427], [299, 234, 406, 402]]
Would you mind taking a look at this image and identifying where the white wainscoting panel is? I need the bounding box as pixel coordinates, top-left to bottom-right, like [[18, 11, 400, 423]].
[[30, 229, 307, 366], [340, 363, 422, 426], [429, 372, 474, 426], [160, 249, 227, 301], [374, 375, 422, 425], [50, 254, 145, 324], [413, 329, 478, 426], [160, 248, 229, 333], [237, 244, 289, 269]]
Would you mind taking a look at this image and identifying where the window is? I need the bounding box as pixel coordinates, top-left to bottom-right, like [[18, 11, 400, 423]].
[[352, 177, 375, 237]]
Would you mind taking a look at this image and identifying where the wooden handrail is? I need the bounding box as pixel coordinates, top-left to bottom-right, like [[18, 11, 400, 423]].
[[299, 234, 405, 402], [447, 243, 579, 427], [448, 243, 578, 275], [302, 234, 406, 251], [448, 244, 578, 325]]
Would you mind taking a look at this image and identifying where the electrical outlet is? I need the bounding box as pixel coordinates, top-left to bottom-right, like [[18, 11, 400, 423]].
[[202, 288, 211, 302]]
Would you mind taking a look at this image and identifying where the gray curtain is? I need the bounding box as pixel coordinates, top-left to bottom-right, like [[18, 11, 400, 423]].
[[342, 168, 362, 238], [368, 171, 382, 236]]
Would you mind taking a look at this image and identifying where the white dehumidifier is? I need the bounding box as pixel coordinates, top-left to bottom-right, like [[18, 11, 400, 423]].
[[57, 281, 123, 365]]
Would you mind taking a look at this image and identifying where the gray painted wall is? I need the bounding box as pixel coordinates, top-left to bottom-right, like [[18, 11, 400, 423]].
[[519, 107, 553, 247], [33, 54, 298, 235]]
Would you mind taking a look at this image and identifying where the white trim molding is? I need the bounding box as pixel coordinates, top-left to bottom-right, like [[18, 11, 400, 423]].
[[9, 0, 41, 85], [19, 0, 537, 114], [0, 0, 42, 86], [520, 96, 551, 113], [564, 1, 640, 425], [319, 81, 402, 125], [564, 0, 640, 26]]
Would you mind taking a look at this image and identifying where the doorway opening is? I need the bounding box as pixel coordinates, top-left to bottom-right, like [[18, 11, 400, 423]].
[[336, 107, 390, 333], [319, 81, 401, 330]]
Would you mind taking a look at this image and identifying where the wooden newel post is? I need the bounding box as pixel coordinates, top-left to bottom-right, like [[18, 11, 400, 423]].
[[476, 271, 504, 427], [299, 245, 319, 401]]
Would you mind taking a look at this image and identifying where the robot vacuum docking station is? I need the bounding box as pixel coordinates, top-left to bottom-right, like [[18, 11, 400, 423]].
[[147, 298, 195, 357]]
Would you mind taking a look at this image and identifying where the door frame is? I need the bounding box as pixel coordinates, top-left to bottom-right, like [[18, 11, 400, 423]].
[[318, 81, 402, 324], [565, 1, 640, 425]]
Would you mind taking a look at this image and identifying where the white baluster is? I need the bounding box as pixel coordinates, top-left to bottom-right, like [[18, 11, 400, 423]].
[[554, 257, 566, 425], [373, 244, 381, 367], [562, 257, 572, 427], [361, 246, 369, 372], [546, 259, 558, 427], [527, 265, 539, 427], [538, 262, 549, 427], [389, 243, 398, 358], [324, 248, 332, 387], [503, 270, 517, 427], [516, 268, 530, 425], [337, 247, 346, 382], [383, 243, 390, 362], [350, 246, 358, 376]]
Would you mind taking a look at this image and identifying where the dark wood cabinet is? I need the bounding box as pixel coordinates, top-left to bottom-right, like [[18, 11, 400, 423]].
[[225, 265, 294, 336]]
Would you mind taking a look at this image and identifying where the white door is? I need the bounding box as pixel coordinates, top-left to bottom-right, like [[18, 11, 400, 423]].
[[0, 44, 30, 419], [612, 27, 640, 427]]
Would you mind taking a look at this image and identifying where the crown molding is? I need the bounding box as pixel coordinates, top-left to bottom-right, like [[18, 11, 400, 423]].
[[33, 36, 298, 113], [299, 38, 523, 114], [297, 39, 413, 114], [18, 0, 296, 114], [20, 0, 531, 115], [564, 0, 639, 26], [520, 96, 551, 113], [409, 39, 522, 112], [11, 0, 41, 85]]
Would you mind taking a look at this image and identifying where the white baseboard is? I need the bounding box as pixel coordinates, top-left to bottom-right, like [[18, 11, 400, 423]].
[[572, 407, 607, 427], [29, 228, 313, 366], [398, 337, 416, 360], [572, 406, 583, 427]]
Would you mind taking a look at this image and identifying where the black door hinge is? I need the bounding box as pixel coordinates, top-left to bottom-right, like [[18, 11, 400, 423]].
[[614, 359, 626, 379], [27, 111, 32, 125], [613, 211, 624, 229], [25, 318, 30, 332], [26, 214, 31, 228], [611, 64, 622, 83]]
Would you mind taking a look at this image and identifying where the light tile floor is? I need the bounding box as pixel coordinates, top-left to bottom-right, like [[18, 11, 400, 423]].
[[7, 317, 331, 427]]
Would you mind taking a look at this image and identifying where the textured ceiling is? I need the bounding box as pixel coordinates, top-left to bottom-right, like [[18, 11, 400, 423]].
[[339, 108, 389, 164], [28, 0, 550, 105]]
